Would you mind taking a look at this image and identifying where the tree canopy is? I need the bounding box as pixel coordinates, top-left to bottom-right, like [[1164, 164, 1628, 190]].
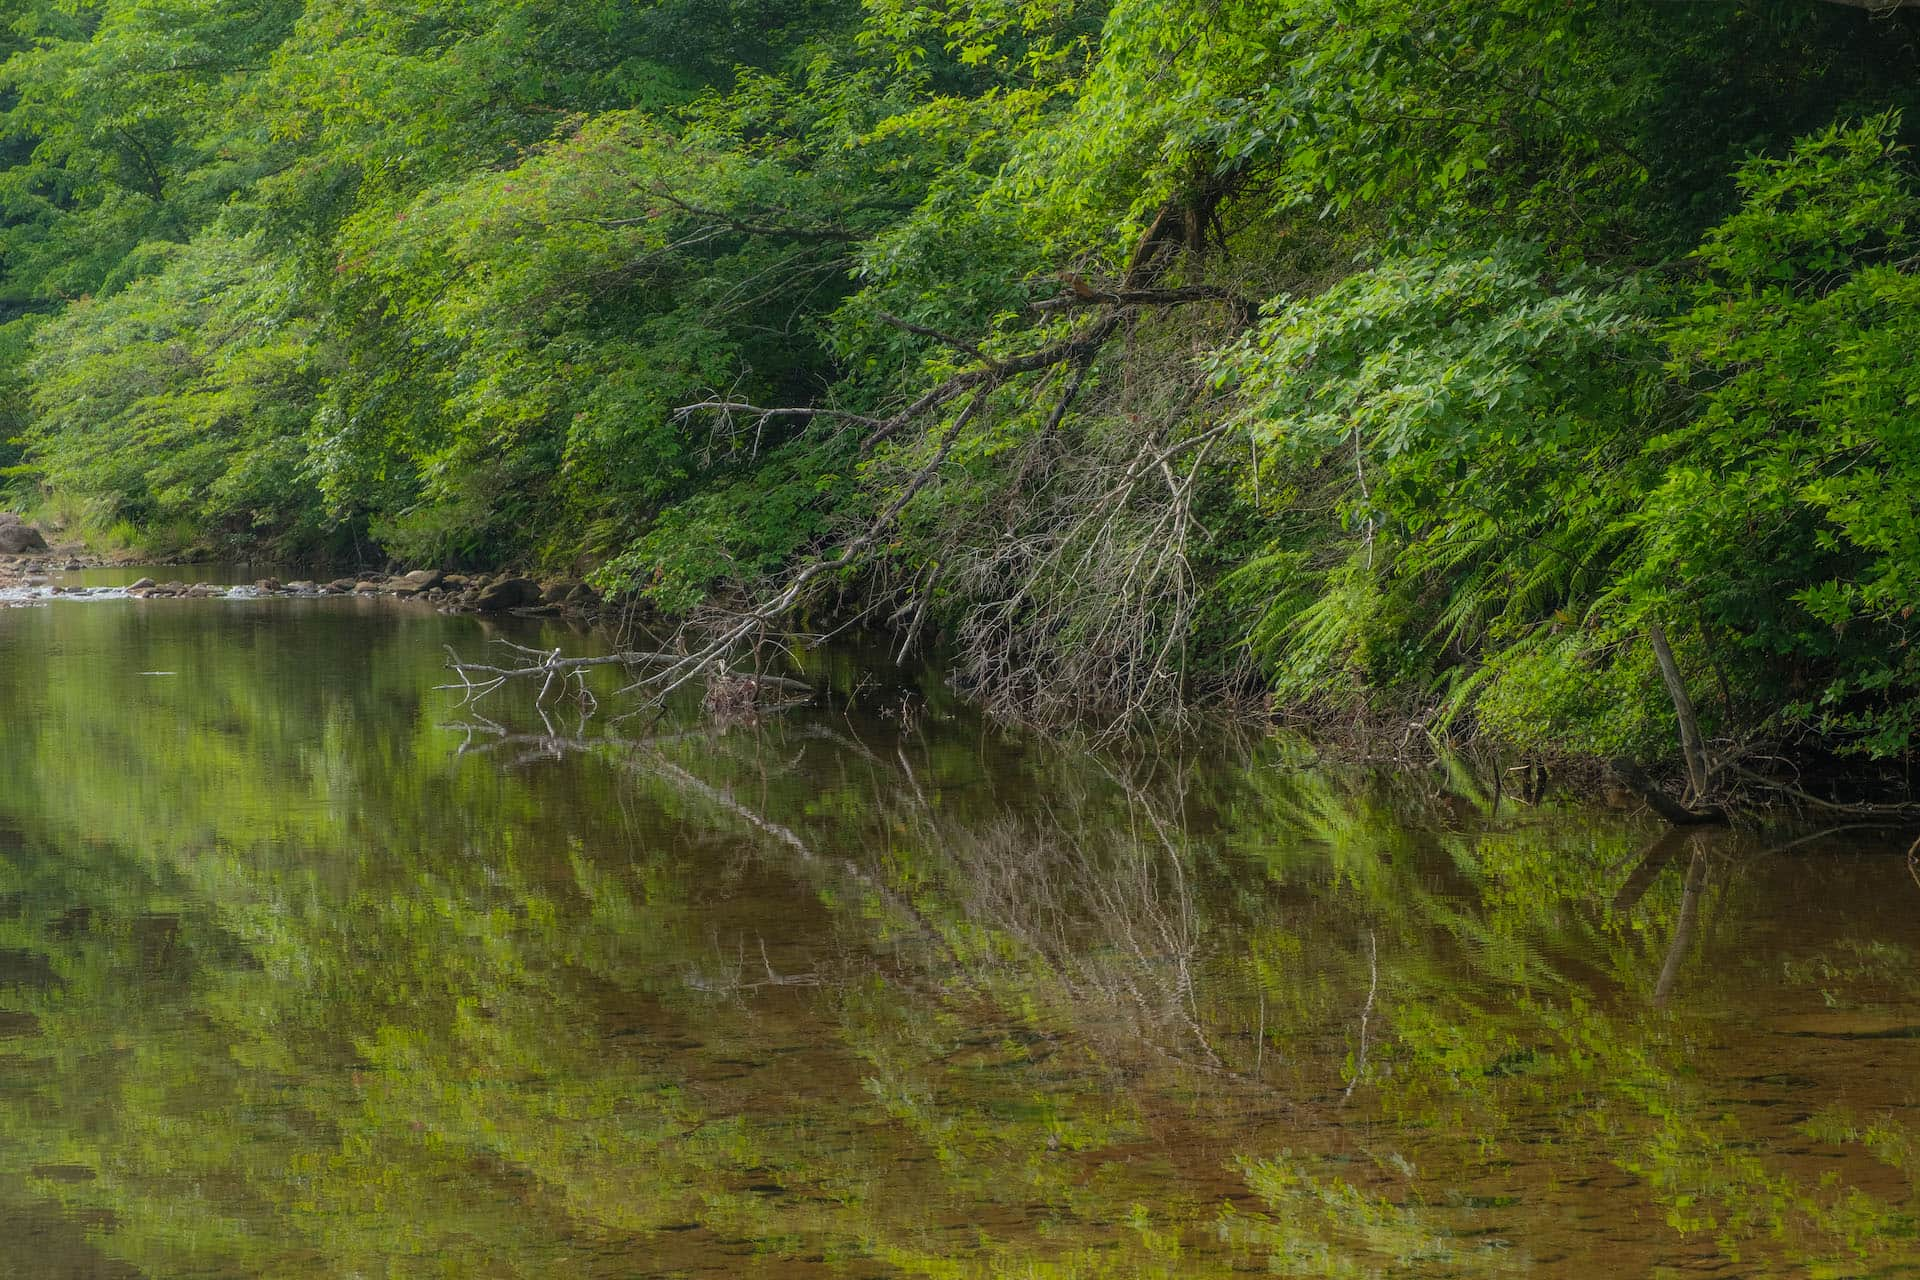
[[3, 0, 1920, 772]]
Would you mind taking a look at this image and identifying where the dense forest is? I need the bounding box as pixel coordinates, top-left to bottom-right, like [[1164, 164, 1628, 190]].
[[0, 0, 1917, 772]]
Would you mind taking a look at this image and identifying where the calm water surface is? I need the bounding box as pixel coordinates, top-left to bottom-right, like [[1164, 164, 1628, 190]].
[[0, 594, 1916, 1277]]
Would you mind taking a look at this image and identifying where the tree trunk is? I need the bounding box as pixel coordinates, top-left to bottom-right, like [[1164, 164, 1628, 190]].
[[1648, 620, 1712, 804]]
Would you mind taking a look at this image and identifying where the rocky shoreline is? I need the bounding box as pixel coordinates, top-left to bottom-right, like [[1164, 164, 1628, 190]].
[[131, 569, 601, 615], [1, 514, 605, 619], [3, 563, 604, 618]]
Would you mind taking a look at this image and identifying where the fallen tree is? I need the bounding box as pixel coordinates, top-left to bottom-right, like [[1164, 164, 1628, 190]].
[[653, 195, 1263, 729]]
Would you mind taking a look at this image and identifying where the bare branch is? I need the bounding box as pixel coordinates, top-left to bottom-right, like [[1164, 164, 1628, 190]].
[[674, 401, 891, 433], [1032, 283, 1256, 322], [872, 309, 989, 363], [631, 381, 1000, 704], [639, 186, 866, 241]]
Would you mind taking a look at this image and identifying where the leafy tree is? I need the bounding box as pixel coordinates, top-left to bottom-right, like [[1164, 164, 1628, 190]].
[[1652, 115, 1920, 758], [2, 0, 1920, 770]]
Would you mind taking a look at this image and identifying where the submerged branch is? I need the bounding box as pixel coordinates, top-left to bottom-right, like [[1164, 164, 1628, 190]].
[[441, 638, 812, 713], [1724, 763, 1920, 817], [1608, 758, 1726, 826]]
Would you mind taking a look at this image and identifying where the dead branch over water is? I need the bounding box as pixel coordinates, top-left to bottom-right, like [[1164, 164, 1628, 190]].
[[656, 208, 1262, 730], [440, 637, 812, 717], [441, 260, 1253, 732]]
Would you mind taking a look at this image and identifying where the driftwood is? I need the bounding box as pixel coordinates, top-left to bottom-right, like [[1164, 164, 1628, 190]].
[[1607, 758, 1727, 826], [439, 638, 812, 712]]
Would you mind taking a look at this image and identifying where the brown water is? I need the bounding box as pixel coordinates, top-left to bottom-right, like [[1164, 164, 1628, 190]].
[[0, 592, 1915, 1277]]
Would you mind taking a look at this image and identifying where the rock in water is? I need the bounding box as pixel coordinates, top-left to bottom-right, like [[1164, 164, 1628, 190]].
[[474, 577, 542, 611]]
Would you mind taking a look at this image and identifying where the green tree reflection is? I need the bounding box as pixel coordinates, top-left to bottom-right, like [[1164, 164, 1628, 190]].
[[0, 603, 1913, 1276]]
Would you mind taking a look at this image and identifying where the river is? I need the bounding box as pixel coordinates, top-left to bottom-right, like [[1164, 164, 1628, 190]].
[[0, 581, 1916, 1277]]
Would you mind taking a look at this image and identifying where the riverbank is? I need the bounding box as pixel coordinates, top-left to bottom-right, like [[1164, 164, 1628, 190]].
[[6, 534, 1916, 819], [1, 541, 610, 624]]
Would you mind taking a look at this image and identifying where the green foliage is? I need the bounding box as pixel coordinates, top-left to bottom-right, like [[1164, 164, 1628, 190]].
[[2, 0, 1919, 763], [0, 312, 40, 487], [1217, 118, 1920, 762], [593, 435, 853, 612], [1469, 631, 1672, 763], [24, 230, 328, 552], [1649, 115, 1920, 757], [1215, 241, 1654, 744]]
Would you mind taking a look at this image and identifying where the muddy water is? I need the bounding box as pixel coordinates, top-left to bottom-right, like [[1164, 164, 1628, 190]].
[[0, 592, 1915, 1277]]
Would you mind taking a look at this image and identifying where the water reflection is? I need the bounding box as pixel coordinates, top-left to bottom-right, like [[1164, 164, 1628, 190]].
[[0, 600, 1915, 1277]]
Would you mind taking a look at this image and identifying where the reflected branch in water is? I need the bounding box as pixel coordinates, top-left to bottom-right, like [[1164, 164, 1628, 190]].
[[684, 935, 825, 996], [642, 753, 815, 859], [1341, 928, 1378, 1103], [444, 714, 713, 762], [12, 593, 1920, 1279], [893, 776, 1269, 1086], [1652, 842, 1710, 1008], [429, 690, 1920, 1275], [437, 638, 660, 709], [457, 714, 818, 860], [1611, 828, 1688, 916], [452, 711, 966, 970], [440, 637, 813, 721]]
